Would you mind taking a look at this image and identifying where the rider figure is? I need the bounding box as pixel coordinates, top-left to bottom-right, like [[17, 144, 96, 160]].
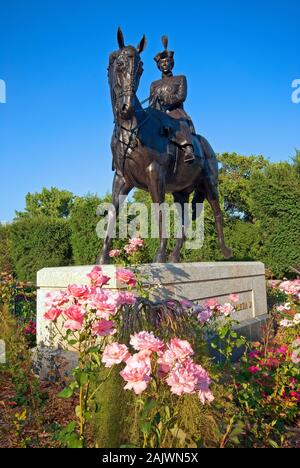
[[150, 36, 196, 163]]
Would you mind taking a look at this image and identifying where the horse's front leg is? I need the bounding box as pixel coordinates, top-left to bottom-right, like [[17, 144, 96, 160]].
[[147, 162, 167, 263], [97, 173, 132, 264]]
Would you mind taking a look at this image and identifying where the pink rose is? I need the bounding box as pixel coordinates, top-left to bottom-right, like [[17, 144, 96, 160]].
[[44, 307, 63, 321], [102, 343, 130, 368], [248, 366, 260, 374], [130, 331, 165, 353], [92, 319, 116, 337], [129, 237, 144, 248], [120, 350, 152, 395], [64, 305, 85, 331], [229, 293, 240, 303], [116, 268, 137, 287], [193, 364, 214, 405], [67, 284, 89, 300], [204, 298, 220, 310], [117, 291, 137, 306], [158, 338, 194, 373], [45, 290, 68, 308], [166, 361, 198, 396], [218, 303, 235, 316], [124, 244, 138, 255], [168, 338, 194, 362], [87, 266, 111, 287], [109, 249, 121, 258], [90, 291, 120, 319]]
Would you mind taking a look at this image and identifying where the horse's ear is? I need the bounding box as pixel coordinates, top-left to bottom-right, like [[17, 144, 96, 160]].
[[117, 27, 125, 49], [137, 35, 147, 54]]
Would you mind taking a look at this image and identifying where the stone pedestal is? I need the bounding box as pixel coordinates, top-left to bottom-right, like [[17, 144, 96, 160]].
[[36, 262, 268, 377]]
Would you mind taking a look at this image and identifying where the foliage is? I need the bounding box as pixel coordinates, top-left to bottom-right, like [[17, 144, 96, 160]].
[[15, 187, 75, 219], [218, 152, 268, 220], [69, 194, 109, 265], [0, 223, 13, 274], [250, 160, 300, 277], [10, 217, 72, 282], [233, 280, 300, 447]]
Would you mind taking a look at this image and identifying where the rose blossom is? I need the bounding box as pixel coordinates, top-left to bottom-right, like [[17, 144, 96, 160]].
[[116, 268, 137, 287], [129, 237, 144, 248], [218, 303, 235, 316], [124, 244, 138, 255], [130, 331, 165, 353], [204, 298, 220, 310], [229, 293, 240, 303], [92, 319, 116, 337], [87, 266, 110, 287], [44, 307, 63, 321], [64, 305, 85, 331], [158, 338, 194, 373], [120, 350, 152, 395], [166, 362, 198, 396], [67, 284, 89, 300], [248, 366, 260, 374], [292, 337, 300, 348], [117, 291, 137, 306], [102, 343, 130, 367], [192, 363, 215, 404], [90, 291, 120, 318], [291, 350, 300, 365], [45, 290, 68, 308], [109, 249, 121, 258]]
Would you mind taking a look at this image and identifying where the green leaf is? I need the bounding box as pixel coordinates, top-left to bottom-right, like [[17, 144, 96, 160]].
[[58, 387, 73, 399]]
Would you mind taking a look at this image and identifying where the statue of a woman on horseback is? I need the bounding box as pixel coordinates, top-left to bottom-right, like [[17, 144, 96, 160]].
[[98, 28, 232, 264]]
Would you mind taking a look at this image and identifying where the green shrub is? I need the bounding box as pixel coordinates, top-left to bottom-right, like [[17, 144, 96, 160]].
[[10, 217, 72, 282], [70, 194, 107, 265], [0, 223, 13, 273]]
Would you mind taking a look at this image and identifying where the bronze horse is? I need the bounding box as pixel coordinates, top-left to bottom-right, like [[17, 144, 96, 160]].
[[98, 29, 232, 264]]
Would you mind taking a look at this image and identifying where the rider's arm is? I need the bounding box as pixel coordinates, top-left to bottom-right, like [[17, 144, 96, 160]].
[[165, 76, 187, 108]]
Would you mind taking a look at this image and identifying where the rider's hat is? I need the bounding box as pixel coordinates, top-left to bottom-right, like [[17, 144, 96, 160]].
[[154, 35, 174, 63]]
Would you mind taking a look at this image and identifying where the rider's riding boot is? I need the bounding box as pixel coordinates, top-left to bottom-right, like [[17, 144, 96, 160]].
[[183, 145, 196, 164]]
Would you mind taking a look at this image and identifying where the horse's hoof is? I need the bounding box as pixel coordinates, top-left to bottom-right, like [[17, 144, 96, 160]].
[[155, 252, 167, 263], [97, 253, 110, 265], [169, 253, 181, 264], [222, 247, 233, 259]]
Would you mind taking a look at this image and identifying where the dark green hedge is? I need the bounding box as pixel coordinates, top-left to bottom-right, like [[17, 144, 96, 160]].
[[10, 217, 72, 282]]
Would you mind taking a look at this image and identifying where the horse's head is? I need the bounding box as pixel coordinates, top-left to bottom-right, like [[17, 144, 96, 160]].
[[108, 27, 146, 120]]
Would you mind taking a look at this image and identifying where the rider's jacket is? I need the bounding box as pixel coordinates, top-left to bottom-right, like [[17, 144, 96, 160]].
[[149, 75, 196, 142]]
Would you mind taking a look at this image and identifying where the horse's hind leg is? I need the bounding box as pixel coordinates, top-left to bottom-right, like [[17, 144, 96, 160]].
[[97, 173, 132, 264], [147, 162, 167, 263], [169, 191, 190, 263], [204, 180, 232, 259]]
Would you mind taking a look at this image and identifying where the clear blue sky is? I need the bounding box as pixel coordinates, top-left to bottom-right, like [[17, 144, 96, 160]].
[[0, 0, 299, 221]]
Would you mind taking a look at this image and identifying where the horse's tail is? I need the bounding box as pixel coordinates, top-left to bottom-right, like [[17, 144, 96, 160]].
[[192, 190, 205, 221]]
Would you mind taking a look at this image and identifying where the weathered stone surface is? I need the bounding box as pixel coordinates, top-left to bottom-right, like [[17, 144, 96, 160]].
[[37, 262, 268, 350]]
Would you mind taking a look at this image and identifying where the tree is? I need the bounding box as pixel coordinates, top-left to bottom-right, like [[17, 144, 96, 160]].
[[0, 223, 13, 273], [15, 187, 75, 219], [218, 153, 268, 220], [250, 158, 300, 277], [70, 194, 110, 265], [10, 217, 72, 282]]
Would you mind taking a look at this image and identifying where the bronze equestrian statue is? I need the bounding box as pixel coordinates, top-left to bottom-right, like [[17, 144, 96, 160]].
[[98, 28, 232, 264]]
